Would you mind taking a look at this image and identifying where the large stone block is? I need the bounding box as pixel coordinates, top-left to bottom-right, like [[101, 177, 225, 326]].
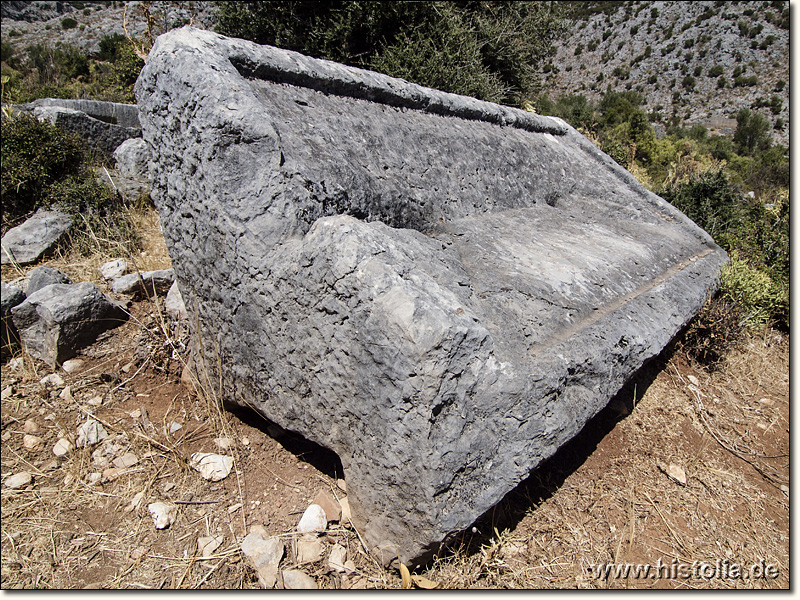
[[136, 27, 728, 565]]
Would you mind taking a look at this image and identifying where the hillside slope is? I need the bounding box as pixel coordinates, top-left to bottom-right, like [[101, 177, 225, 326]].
[[542, 1, 789, 147]]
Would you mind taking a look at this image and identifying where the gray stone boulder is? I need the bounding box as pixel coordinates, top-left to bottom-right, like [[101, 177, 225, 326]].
[[111, 138, 151, 203], [26, 266, 72, 297], [112, 268, 174, 298], [137, 27, 728, 565], [19, 98, 141, 155], [1, 282, 26, 359], [1, 209, 73, 266], [11, 282, 128, 367], [165, 281, 188, 320]]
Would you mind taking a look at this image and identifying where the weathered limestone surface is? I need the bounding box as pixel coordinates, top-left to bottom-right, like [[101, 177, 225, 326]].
[[137, 27, 728, 565], [1, 209, 73, 266], [19, 98, 141, 154]]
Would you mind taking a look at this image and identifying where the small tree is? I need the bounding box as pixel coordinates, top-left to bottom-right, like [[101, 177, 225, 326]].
[[734, 109, 771, 155]]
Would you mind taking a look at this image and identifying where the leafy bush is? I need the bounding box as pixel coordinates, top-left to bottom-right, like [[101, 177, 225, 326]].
[[215, 1, 568, 107], [733, 109, 771, 155], [1, 113, 86, 228], [61, 17, 78, 30], [708, 65, 723, 77]]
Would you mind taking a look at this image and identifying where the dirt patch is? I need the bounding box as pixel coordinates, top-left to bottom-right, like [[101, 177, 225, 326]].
[[0, 213, 789, 589]]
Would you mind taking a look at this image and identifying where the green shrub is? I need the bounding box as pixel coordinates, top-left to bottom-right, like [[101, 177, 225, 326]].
[[1, 113, 86, 228], [734, 108, 771, 155], [733, 75, 758, 87], [708, 65, 723, 77], [681, 75, 696, 90], [61, 17, 78, 30], [721, 252, 787, 328]]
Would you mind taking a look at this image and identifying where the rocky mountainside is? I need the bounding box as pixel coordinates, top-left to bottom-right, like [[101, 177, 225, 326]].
[[542, 1, 789, 146]]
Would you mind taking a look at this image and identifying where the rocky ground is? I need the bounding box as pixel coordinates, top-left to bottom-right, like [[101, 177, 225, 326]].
[[0, 207, 789, 589]]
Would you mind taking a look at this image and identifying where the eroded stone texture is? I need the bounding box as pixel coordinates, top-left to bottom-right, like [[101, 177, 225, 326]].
[[137, 27, 728, 565]]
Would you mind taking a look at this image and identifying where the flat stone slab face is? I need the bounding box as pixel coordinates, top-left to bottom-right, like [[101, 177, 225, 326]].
[[1, 209, 73, 266], [137, 27, 728, 565]]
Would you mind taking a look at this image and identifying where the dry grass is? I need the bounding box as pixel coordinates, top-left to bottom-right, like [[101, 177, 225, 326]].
[[1, 207, 789, 589]]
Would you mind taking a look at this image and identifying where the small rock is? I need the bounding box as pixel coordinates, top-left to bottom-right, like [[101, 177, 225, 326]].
[[100, 259, 128, 281], [8, 357, 24, 371], [61, 359, 84, 374], [328, 544, 347, 572], [162, 481, 176, 493], [40, 460, 58, 471], [23, 434, 44, 451], [23, 419, 40, 434], [343, 560, 357, 574], [26, 266, 72, 296], [339, 496, 352, 527], [113, 452, 139, 469], [59, 386, 73, 402], [102, 467, 123, 481], [63, 473, 75, 486], [297, 504, 327, 534], [130, 546, 147, 561], [1, 430, 11, 442], [168, 421, 182, 434], [4, 472, 32, 489], [53, 438, 71, 457], [87, 396, 103, 406], [40, 373, 65, 388], [76, 418, 108, 448], [780, 484, 789, 499], [85, 473, 102, 486], [241, 533, 284, 589], [313, 489, 342, 522], [759, 398, 774, 406], [165, 281, 188, 320], [213, 437, 232, 450], [249, 524, 270, 537], [1, 386, 13, 400], [129, 409, 142, 419], [666, 463, 687, 486], [112, 269, 174, 298], [295, 534, 324, 564], [282, 569, 318, 590], [189, 452, 234, 481], [687, 375, 700, 387], [241, 436, 250, 446], [228, 502, 243, 514], [198, 534, 224, 558], [148, 501, 177, 529], [0, 208, 72, 266]]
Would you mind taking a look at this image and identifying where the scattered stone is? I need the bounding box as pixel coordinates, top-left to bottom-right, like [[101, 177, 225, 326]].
[[4, 472, 32, 489], [112, 269, 174, 298], [297, 504, 327, 534], [1, 386, 13, 400], [61, 358, 85, 373], [113, 452, 139, 469], [198, 534, 224, 558], [162, 481, 176, 493], [130, 546, 148, 561], [241, 436, 250, 446], [59, 386, 73, 402], [1, 281, 26, 356], [102, 467, 124, 482], [666, 463, 688, 486], [213, 437, 232, 450], [76, 418, 109, 448], [241, 533, 284, 589], [328, 544, 347, 573], [23, 419, 40, 434], [0, 209, 73, 266], [85, 473, 102, 486], [165, 281, 188, 320], [343, 560, 357, 574], [313, 489, 342, 522], [8, 357, 24, 371], [41, 460, 58, 471], [63, 473, 75, 486], [249, 524, 269, 537], [148, 501, 178, 529], [23, 434, 44, 451], [25, 266, 72, 296], [168, 421, 182, 434], [759, 398, 774, 407], [295, 534, 324, 564], [687, 375, 700, 387], [87, 396, 103, 406], [113, 138, 150, 178], [339, 496, 352, 527], [281, 569, 318, 590], [53, 438, 72, 457], [1, 431, 11, 442], [12, 282, 128, 367], [189, 452, 233, 481], [227, 502, 243, 514], [40, 373, 65, 388], [100, 259, 128, 281], [780, 484, 789, 499]]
